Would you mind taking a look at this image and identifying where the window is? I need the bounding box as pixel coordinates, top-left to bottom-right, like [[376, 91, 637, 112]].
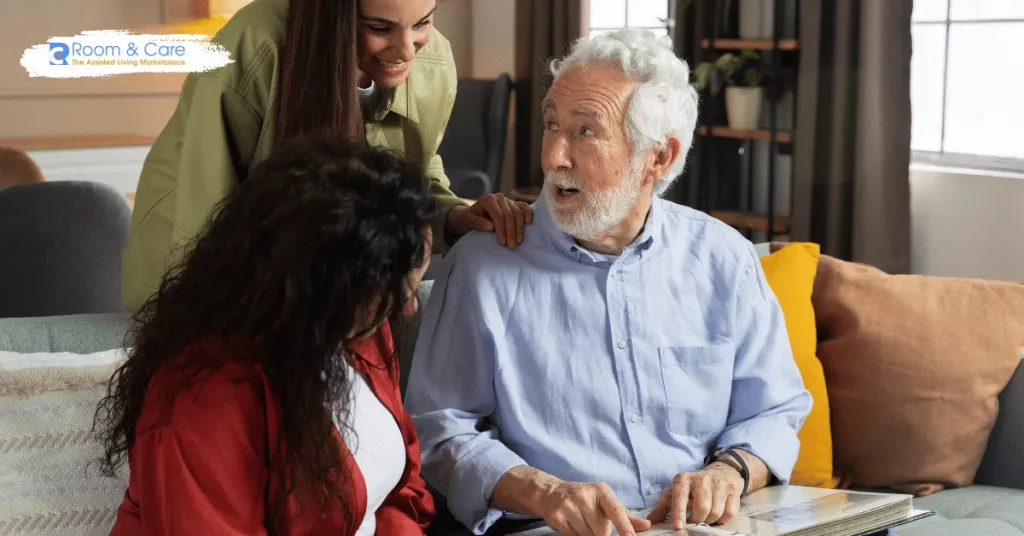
[[911, 0, 1024, 172], [586, 0, 672, 39]]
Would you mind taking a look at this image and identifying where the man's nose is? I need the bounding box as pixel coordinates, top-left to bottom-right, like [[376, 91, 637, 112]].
[[542, 133, 571, 171]]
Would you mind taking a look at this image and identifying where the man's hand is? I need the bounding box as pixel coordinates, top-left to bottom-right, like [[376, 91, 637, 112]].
[[491, 466, 651, 536], [446, 193, 533, 249], [540, 481, 652, 536], [647, 463, 745, 531]]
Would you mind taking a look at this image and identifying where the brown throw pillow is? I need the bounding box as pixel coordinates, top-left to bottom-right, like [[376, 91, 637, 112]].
[[812, 254, 1024, 496]]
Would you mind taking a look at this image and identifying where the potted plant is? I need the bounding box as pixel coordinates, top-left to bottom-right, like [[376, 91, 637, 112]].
[[695, 50, 775, 130]]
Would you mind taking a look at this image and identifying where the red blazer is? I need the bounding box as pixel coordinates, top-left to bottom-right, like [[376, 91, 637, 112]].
[[109, 322, 434, 535]]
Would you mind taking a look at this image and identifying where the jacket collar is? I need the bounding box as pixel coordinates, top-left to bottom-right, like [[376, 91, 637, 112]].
[[371, 78, 418, 124]]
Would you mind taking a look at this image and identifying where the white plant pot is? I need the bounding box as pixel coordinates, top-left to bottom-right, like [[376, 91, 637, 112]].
[[726, 86, 764, 130], [739, 0, 775, 39]]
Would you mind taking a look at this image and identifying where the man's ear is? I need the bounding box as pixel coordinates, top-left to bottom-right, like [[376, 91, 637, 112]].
[[647, 136, 682, 184]]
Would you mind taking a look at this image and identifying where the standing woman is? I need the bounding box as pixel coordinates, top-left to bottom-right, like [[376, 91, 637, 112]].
[[122, 0, 530, 311]]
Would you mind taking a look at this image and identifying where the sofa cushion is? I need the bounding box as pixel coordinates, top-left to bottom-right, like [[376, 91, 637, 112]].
[[893, 485, 1024, 536], [0, 313, 133, 354], [0, 348, 127, 534], [812, 254, 1024, 495], [975, 361, 1024, 491], [759, 242, 834, 488]]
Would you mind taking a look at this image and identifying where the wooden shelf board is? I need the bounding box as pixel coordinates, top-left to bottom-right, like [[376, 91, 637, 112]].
[[700, 38, 799, 51], [508, 187, 541, 204], [698, 126, 793, 143], [711, 211, 791, 234], [1, 134, 156, 151]]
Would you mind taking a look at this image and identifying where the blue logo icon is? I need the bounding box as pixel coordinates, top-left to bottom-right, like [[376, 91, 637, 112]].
[[49, 42, 69, 65]]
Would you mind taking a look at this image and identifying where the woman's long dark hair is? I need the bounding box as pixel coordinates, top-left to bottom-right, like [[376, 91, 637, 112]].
[[275, 0, 364, 144], [94, 134, 435, 526]]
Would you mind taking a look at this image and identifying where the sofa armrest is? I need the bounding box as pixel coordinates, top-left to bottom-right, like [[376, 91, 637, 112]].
[[974, 360, 1024, 490]]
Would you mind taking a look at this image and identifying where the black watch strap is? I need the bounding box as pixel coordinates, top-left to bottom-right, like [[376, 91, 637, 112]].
[[704, 447, 750, 498]]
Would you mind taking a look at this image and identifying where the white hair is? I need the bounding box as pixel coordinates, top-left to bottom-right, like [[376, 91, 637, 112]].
[[549, 28, 699, 196]]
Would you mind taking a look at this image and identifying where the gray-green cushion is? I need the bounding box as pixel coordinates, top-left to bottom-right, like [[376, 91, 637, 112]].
[[0, 313, 133, 354], [894, 486, 1024, 536]]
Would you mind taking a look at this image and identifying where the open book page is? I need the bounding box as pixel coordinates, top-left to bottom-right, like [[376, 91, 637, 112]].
[[509, 486, 914, 536]]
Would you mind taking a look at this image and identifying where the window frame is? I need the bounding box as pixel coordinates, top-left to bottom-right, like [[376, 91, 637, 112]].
[[583, 0, 674, 38], [911, 3, 1024, 174]]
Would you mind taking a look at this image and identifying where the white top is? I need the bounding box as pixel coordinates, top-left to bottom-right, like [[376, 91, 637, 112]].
[[357, 80, 378, 105], [335, 361, 407, 536]]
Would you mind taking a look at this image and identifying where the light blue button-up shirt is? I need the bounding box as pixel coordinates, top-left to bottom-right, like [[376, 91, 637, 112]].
[[406, 195, 812, 534]]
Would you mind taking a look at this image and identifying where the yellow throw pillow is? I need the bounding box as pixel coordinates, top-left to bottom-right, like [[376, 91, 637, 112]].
[[759, 242, 835, 488]]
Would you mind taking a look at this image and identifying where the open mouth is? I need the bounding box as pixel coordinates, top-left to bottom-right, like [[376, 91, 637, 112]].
[[377, 58, 407, 72], [556, 187, 581, 198]]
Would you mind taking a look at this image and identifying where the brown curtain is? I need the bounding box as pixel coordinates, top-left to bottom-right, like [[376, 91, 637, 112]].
[[514, 0, 583, 190], [791, 0, 913, 274]]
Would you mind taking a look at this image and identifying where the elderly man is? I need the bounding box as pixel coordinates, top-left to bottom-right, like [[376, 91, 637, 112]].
[[406, 29, 812, 536]]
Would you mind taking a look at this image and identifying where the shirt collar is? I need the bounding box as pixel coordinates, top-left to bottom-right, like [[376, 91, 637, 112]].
[[375, 79, 418, 124], [535, 192, 661, 265]]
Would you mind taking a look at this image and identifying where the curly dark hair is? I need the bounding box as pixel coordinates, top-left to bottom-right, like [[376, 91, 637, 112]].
[[94, 134, 436, 526]]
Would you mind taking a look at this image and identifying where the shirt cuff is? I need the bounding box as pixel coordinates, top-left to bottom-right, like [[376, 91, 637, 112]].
[[446, 441, 528, 535], [716, 414, 802, 484]]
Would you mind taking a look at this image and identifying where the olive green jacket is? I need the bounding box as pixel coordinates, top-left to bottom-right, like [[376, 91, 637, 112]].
[[122, 0, 467, 311]]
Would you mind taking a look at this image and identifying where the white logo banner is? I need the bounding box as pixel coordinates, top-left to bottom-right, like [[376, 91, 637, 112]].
[[21, 30, 234, 78]]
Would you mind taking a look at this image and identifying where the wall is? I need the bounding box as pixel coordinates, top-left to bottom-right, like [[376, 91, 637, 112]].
[[910, 165, 1024, 282], [0, 0, 184, 140], [435, 0, 517, 192], [435, 0, 515, 79], [434, 0, 473, 76], [3, 0, 480, 141], [7, 0, 518, 192], [469, 0, 515, 79]]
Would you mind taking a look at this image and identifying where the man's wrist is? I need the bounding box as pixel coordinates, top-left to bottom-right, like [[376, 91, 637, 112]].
[[491, 465, 561, 518], [705, 448, 751, 497]]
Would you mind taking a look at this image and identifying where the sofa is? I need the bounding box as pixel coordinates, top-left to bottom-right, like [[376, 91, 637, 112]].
[[2, 251, 1023, 535]]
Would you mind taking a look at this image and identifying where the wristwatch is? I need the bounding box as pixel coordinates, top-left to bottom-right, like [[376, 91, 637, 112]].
[[704, 447, 750, 498]]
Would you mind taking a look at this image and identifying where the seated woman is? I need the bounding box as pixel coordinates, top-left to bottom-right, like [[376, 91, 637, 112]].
[[96, 134, 436, 535]]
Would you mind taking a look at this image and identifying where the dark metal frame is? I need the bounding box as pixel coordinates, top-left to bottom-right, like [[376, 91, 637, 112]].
[[685, 0, 800, 242]]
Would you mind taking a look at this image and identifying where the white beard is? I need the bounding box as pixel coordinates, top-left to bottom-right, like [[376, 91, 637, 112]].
[[542, 160, 644, 241]]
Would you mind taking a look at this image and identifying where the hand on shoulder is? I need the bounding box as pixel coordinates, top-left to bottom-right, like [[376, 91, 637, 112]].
[[446, 193, 533, 249]]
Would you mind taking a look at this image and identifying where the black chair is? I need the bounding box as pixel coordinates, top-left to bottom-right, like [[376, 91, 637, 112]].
[[0, 181, 132, 318], [438, 73, 514, 199]]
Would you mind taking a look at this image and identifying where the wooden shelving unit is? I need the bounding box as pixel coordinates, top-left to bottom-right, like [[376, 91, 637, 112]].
[[701, 38, 799, 51], [682, 0, 802, 241], [508, 187, 541, 204], [711, 211, 791, 235], [1, 134, 156, 151], [698, 126, 793, 143]]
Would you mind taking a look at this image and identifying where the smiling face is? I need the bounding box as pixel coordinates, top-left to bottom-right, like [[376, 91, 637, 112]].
[[540, 62, 651, 240], [357, 0, 437, 89]]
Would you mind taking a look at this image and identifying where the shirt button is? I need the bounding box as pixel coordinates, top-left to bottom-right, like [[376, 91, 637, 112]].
[[617, 341, 626, 349], [629, 413, 638, 423], [610, 269, 617, 276], [648, 485, 656, 495]]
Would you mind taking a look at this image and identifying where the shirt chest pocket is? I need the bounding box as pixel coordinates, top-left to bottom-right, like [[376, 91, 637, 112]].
[[658, 344, 735, 439]]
